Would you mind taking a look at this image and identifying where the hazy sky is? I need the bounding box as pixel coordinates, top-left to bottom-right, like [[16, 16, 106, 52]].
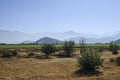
[[0, 0, 120, 34]]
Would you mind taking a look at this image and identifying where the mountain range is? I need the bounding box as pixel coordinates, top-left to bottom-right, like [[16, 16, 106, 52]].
[[0, 30, 120, 44]]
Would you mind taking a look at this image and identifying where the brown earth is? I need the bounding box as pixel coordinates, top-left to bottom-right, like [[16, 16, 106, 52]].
[[0, 51, 120, 80]]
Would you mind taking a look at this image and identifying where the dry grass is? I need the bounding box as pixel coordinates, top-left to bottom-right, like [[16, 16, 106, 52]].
[[0, 51, 120, 80]]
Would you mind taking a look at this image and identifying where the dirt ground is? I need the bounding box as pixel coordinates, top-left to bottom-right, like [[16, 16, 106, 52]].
[[0, 51, 120, 80]]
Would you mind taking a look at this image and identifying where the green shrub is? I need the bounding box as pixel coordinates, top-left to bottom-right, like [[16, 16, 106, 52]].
[[116, 57, 120, 66], [109, 43, 119, 54], [62, 41, 75, 57], [41, 44, 56, 58], [77, 49, 103, 71]]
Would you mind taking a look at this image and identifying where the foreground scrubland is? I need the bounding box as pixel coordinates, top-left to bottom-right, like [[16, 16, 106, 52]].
[[0, 50, 120, 80]]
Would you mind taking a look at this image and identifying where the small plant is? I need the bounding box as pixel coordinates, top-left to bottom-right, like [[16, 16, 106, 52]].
[[77, 49, 103, 72], [109, 58, 115, 63], [97, 47, 105, 52], [62, 41, 75, 57], [109, 57, 120, 65], [109, 43, 119, 54], [11, 50, 18, 56], [116, 56, 120, 66], [41, 44, 56, 58]]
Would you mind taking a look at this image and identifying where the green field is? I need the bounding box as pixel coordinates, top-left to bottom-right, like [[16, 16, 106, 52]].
[[0, 44, 112, 49], [0, 44, 41, 49]]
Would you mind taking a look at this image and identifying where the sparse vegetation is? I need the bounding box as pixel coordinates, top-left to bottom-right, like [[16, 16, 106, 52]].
[[110, 56, 120, 66], [0, 49, 18, 58], [116, 56, 120, 66], [62, 41, 75, 57], [41, 44, 56, 58], [109, 43, 119, 54], [27, 51, 35, 58], [0, 45, 120, 79], [0, 49, 12, 58], [110, 57, 115, 63], [11, 50, 18, 56], [77, 49, 103, 73], [97, 47, 106, 52], [77, 38, 103, 75], [0, 42, 120, 79]]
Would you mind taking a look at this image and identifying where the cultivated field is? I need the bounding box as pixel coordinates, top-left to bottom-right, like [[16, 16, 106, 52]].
[[0, 49, 120, 80], [0, 44, 110, 49]]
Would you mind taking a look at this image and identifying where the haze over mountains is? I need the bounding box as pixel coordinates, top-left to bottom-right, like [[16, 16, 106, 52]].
[[0, 30, 120, 44]]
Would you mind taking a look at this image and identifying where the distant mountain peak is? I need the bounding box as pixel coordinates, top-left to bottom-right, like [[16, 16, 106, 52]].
[[36, 37, 62, 44]]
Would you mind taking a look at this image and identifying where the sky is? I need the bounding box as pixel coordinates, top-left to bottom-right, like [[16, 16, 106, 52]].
[[0, 0, 120, 34]]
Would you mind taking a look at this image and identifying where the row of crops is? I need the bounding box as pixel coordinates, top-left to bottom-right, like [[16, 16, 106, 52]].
[[0, 44, 110, 49]]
